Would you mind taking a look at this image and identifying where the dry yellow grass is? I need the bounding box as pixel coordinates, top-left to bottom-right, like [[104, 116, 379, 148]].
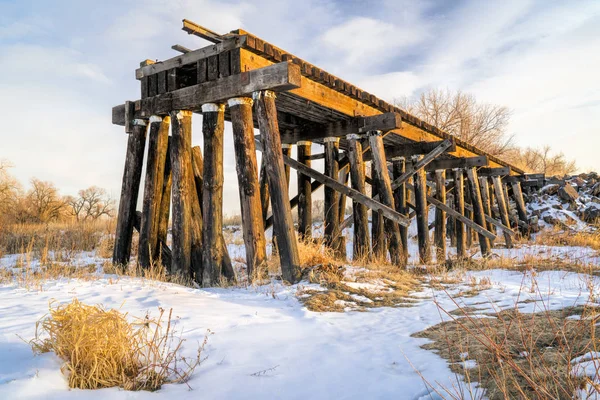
[[534, 227, 600, 250], [30, 299, 206, 391]]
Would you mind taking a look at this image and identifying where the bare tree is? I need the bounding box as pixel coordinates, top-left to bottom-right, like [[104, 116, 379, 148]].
[[0, 160, 21, 223], [397, 89, 515, 157], [507, 145, 577, 177], [26, 179, 66, 223], [67, 186, 115, 221]]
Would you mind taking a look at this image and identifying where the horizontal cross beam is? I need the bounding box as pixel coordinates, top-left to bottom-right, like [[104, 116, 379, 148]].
[[419, 156, 489, 172], [113, 62, 301, 126], [362, 140, 456, 162], [478, 167, 511, 177]]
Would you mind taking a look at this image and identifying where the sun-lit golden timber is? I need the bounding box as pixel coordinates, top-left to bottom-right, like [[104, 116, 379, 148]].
[[111, 20, 542, 287]]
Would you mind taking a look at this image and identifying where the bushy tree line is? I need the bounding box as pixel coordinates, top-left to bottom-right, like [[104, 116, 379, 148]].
[[398, 89, 577, 177], [0, 161, 114, 225]]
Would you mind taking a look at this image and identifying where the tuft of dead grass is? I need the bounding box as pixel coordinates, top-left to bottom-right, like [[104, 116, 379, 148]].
[[29, 299, 206, 391], [534, 227, 600, 250]]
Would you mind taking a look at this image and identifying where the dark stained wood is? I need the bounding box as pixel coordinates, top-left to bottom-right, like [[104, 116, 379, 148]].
[[464, 178, 473, 248], [324, 136, 343, 256], [134, 211, 172, 268], [413, 156, 431, 264], [362, 140, 456, 162], [371, 181, 385, 259], [511, 181, 529, 234], [466, 168, 491, 256], [421, 156, 489, 172], [259, 157, 270, 224], [170, 110, 194, 276], [492, 176, 514, 248], [453, 169, 466, 259], [368, 131, 404, 266], [229, 97, 268, 280], [201, 104, 226, 286], [296, 141, 312, 239], [433, 170, 446, 262], [113, 122, 147, 266], [138, 116, 169, 268], [392, 158, 409, 264], [157, 137, 172, 257], [255, 90, 301, 283], [478, 176, 494, 240], [347, 134, 371, 260], [191, 146, 204, 211], [478, 167, 511, 177]]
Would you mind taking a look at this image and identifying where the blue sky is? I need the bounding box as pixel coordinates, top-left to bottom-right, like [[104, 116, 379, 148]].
[[1, 0, 599, 213]]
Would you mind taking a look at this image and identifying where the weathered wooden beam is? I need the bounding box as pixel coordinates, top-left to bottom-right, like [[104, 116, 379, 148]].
[[115, 62, 301, 125], [323, 135, 343, 256], [465, 168, 491, 255], [478, 176, 494, 236], [138, 116, 169, 269], [413, 156, 431, 264], [392, 158, 409, 264], [201, 104, 226, 285], [369, 131, 404, 266], [433, 170, 446, 262], [229, 97, 267, 280], [171, 44, 192, 54], [170, 111, 194, 276], [371, 179, 385, 259], [453, 169, 466, 258], [259, 157, 270, 223], [255, 90, 301, 283], [347, 134, 371, 260], [362, 140, 456, 162], [157, 137, 172, 255], [420, 156, 489, 172], [511, 181, 529, 231], [492, 176, 514, 248], [182, 19, 226, 43], [113, 121, 147, 266], [306, 152, 325, 160], [297, 141, 312, 239], [478, 167, 511, 177], [135, 36, 245, 79]]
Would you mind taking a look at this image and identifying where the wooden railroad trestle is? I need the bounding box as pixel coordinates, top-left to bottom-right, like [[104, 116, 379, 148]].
[[111, 21, 536, 285]]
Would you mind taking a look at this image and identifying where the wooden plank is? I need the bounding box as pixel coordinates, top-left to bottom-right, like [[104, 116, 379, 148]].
[[171, 44, 191, 54], [229, 98, 267, 280], [347, 134, 371, 259], [136, 36, 246, 79], [113, 122, 147, 266], [421, 156, 489, 172], [255, 91, 301, 283], [157, 71, 167, 94], [182, 19, 225, 43], [369, 131, 404, 266], [170, 111, 194, 277], [138, 116, 170, 269], [362, 140, 456, 162], [478, 167, 511, 177]]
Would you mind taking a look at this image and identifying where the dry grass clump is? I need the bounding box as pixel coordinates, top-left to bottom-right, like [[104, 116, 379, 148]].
[[30, 299, 205, 391], [534, 227, 600, 250], [413, 295, 600, 399]]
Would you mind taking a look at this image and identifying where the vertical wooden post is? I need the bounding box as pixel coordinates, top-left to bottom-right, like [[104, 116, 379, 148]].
[[228, 97, 268, 280], [453, 169, 466, 259], [259, 157, 270, 224], [347, 134, 371, 260], [433, 170, 447, 263], [447, 193, 457, 247], [464, 177, 474, 247], [466, 167, 491, 256], [323, 136, 343, 256], [254, 90, 301, 283], [201, 103, 226, 286], [371, 175, 385, 259], [492, 176, 514, 248], [189, 145, 205, 282], [170, 110, 194, 277], [479, 176, 494, 247], [191, 146, 204, 212], [157, 137, 172, 255], [337, 168, 349, 260], [392, 157, 409, 265], [369, 131, 404, 266], [297, 141, 312, 239], [139, 116, 169, 268], [413, 155, 431, 264], [511, 181, 528, 231], [113, 120, 147, 266]]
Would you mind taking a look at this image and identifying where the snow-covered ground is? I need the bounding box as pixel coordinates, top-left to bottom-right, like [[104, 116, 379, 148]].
[[1, 240, 599, 399]]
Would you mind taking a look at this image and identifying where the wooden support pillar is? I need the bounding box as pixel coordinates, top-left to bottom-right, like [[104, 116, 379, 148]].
[[369, 131, 404, 266], [412, 156, 431, 264], [347, 134, 371, 260], [282, 144, 292, 185], [453, 169, 466, 259], [479, 176, 494, 246], [254, 90, 301, 283], [170, 110, 194, 277], [297, 141, 312, 239], [113, 120, 147, 266], [259, 157, 270, 224], [447, 194, 457, 247], [492, 176, 514, 248], [433, 170, 446, 263], [157, 137, 172, 255], [323, 136, 343, 257], [201, 103, 226, 286], [228, 97, 267, 280], [466, 167, 491, 256], [139, 116, 169, 268], [191, 146, 204, 212], [464, 178, 474, 248], [392, 157, 409, 265], [511, 181, 529, 232], [371, 178, 385, 259]]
